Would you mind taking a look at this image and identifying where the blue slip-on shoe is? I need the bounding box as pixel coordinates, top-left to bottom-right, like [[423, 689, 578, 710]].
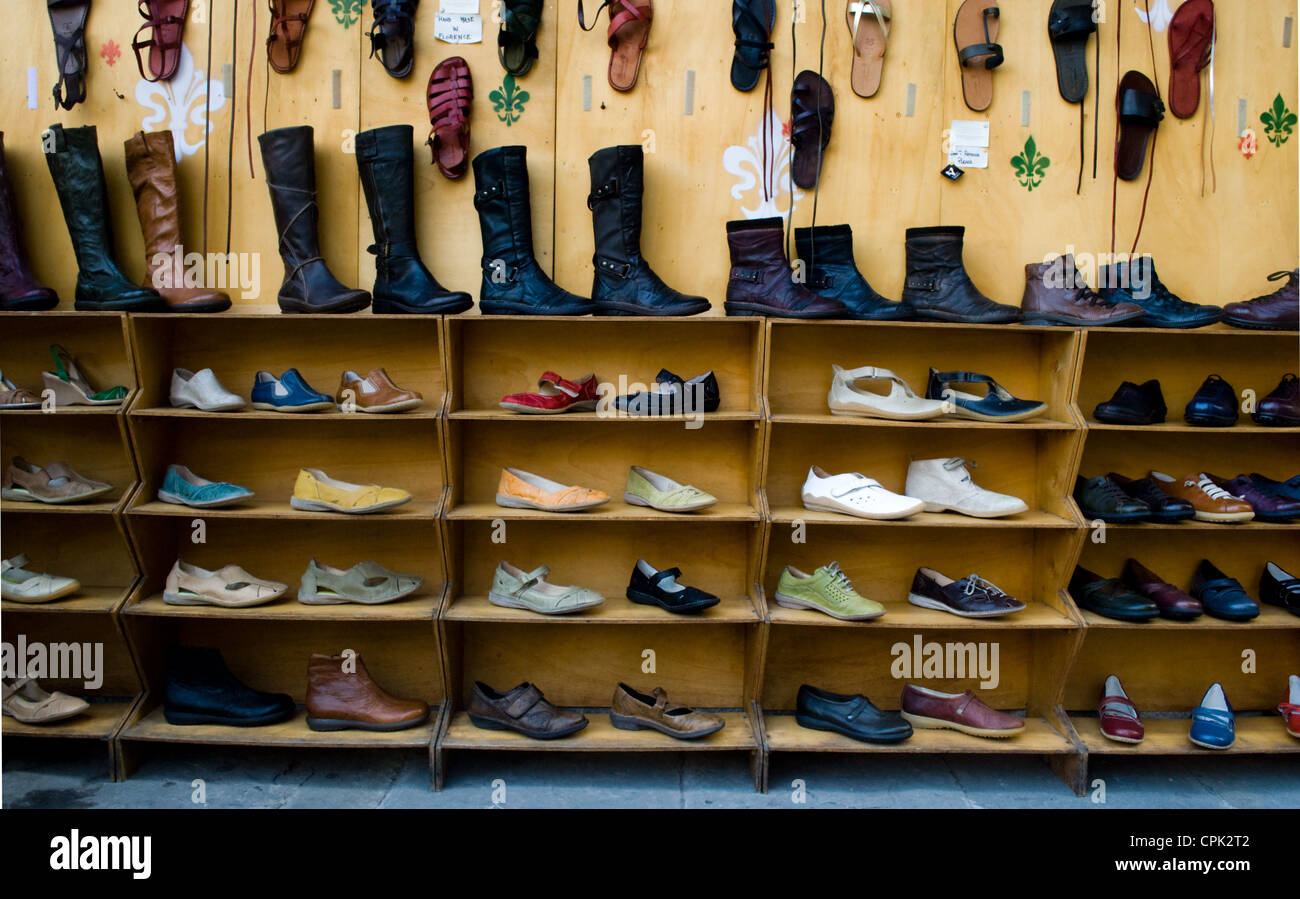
[[250, 369, 334, 413], [156, 464, 254, 509], [926, 369, 1048, 423], [1191, 559, 1261, 622], [1189, 683, 1235, 750]]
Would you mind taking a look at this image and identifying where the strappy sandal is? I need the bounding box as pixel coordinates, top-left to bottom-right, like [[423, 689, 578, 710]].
[[47, 0, 90, 111], [731, 0, 776, 92], [953, 0, 1003, 113], [368, 0, 418, 79], [426, 57, 472, 180], [579, 0, 653, 93], [846, 0, 890, 100], [267, 0, 316, 74], [133, 0, 189, 83], [40, 344, 128, 407], [1167, 0, 1214, 119], [498, 0, 543, 77], [790, 70, 834, 191]]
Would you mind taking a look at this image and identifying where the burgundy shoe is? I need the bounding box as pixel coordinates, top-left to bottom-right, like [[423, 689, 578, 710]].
[[1121, 557, 1202, 620], [1252, 373, 1299, 427], [899, 684, 1025, 738], [1222, 269, 1299, 331], [1099, 674, 1144, 744], [723, 217, 846, 318], [1210, 473, 1300, 522]]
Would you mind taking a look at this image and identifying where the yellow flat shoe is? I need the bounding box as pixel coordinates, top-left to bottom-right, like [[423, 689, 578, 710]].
[[290, 468, 411, 514]]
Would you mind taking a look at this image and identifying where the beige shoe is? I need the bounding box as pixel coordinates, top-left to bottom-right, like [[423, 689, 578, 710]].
[[164, 560, 288, 607], [2, 678, 90, 724], [1, 554, 81, 603]]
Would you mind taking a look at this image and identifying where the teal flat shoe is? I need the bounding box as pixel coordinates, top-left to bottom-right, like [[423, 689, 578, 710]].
[[156, 464, 254, 508]]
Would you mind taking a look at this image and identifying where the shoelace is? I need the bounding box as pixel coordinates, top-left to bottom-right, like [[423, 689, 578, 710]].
[[823, 562, 856, 604], [962, 574, 1000, 597], [943, 457, 977, 483], [1097, 478, 1131, 504], [1195, 475, 1234, 501]]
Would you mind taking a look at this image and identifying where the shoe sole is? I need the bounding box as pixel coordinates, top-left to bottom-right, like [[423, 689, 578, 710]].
[[946, 405, 1048, 423], [1191, 510, 1256, 522], [900, 711, 1025, 738], [774, 591, 884, 620], [306, 711, 429, 732], [170, 401, 247, 412], [723, 302, 843, 319], [1135, 316, 1224, 329], [801, 497, 925, 520], [1086, 607, 1160, 622], [623, 492, 717, 513], [1100, 731, 1145, 744], [609, 712, 725, 739], [467, 713, 588, 739], [1, 705, 88, 724], [595, 301, 711, 317], [909, 309, 1021, 325], [794, 713, 912, 744], [289, 496, 411, 515], [1183, 415, 1238, 427], [1093, 411, 1164, 425], [1, 581, 82, 603], [1021, 311, 1146, 326], [74, 298, 167, 312], [1, 486, 113, 504], [1077, 507, 1151, 523], [494, 494, 608, 512], [373, 298, 474, 315], [906, 592, 1024, 618], [163, 590, 283, 608], [250, 401, 336, 413], [1221, 316, 1298, 331], [486, 591, 603, 615], [478, 301, 597, 316], [828, 405, 947, 421], [498, 401, 599, 414], [297, 585, 421, 605], [1252, 413, 1300, 427], [163, 709, 294, 727], [920, 500, 1028, 518], [627, 589, 719, 614], [1189, 736, 1234, 750], [339, 399, 423, 414], [156, 490, 254, 509], [278, 295, 371, 315]]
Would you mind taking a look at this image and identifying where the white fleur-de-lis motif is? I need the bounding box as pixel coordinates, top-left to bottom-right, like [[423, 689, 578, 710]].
[[135, 44, 227, 160], [723, 108, 804, 220], [1135, 0, 1174, 33]]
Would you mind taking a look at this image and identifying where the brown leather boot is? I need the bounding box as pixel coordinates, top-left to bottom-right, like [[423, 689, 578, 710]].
[[1021, 255, 1144, 326], [305, 653, 428, 732], [123, 130, 231, 312], [723, 217, 844, 318], [1222, 269, 1299, 331]]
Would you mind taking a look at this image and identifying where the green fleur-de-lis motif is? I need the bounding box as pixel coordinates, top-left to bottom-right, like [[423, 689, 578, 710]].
[[490, 75, 530, 127], [329, 0, 365, 28], [1010, 135, 1051, 191], [1260, 93, 1297, 147]]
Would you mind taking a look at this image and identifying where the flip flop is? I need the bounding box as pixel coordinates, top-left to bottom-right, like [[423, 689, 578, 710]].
[[579, 0, 653, 93], [267, 0, 315, 75], [846, 0, 890, 100], [132, 0, 189, 83], [731, 0, 777, 92], [1115, 70, 1164, 181], [426, 57, 472, 180], [1168, 0, 1214, 119], [953, 0, 1003, 113], [498, 0, 543, 77], [790, 70, 834, 191], [1048, 0, 1096, 103], [47, 0, 90, 110]]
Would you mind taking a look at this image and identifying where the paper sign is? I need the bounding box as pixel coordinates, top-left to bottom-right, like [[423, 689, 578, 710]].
[[949, 119, 990, 147], [440, 0, 480, 13], [947, 146, 988, 169], [435, 12, 483, 43]]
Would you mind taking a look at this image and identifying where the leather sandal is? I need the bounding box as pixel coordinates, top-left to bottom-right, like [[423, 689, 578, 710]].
[[790, 70, 834, 191], [1115, 70, 1164, 181], [731, 0, 776, 92], [953, 0, 1003, 112], [579, 0, 652, 93], [267, 0, 316, 74], [368, 0, 418, 79], [1048, 0, 1096, 103], [426, 57, 472, 179], [498, 0, 543, 77], [133, 0, 189, 83], [1167, 0, 1214, 119], [47, 0, 90, 111], [846, 0, 890, 99]]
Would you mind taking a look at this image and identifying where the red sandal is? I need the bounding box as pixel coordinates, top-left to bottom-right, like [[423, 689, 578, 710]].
[[426, 57, 472, 180], [579, 0, 653, 93], [133, 0, 189, 83]]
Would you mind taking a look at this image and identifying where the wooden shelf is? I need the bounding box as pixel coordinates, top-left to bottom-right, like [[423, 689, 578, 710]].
[[449, 409, 762, 422], [0, 405, 125, 417], [1072, 716, 1300, 754], [1082, 606, 1300, 630], [2, 699, 134, 741], [769, 506, 1078, 528], [441, 710, 755, 751], [126, 590, 440, 621], [0, 499, 123, 516], [1099, 519, 1300, 532], [122, 706, 437, 749], [772, 413, 1076, 431], [2, 584, 131, 615], [129, 498, 442, 521], [130, 407, 441, 422], [1086, 420, 1300, 435], [763, 713, 1075, 754], [767, 598, 1078, 629], [446, 593, 760, 624], [448, 500, 760, 522]]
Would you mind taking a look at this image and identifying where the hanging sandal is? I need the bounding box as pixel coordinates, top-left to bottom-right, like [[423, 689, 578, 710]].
[[498, 0, 543, 77], [1167, 0, 1214, 119], [846, 0, 890, 100], [953, 0, 1003, 113], [41, 344, 128, 406], [1114, 70, 1163, 181], [731, 0, 776, 92], [368, 0, 418, 79], [47, 0, 91, 111], [267, 0, 315, 74], [790, 70, 834, 191], [426, 57, 472, 179], [1048, 0, 1099, 193], [133, 0, 190, 83], [579, 0, 653, 93]]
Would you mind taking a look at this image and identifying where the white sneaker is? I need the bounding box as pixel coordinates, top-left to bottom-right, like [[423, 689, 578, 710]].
[[169, 368, 245, 412], [905, 458, 1028, 518], [1, 554, 81, 603], [801, 466, 924, 520], [827, 365, 949, 420]]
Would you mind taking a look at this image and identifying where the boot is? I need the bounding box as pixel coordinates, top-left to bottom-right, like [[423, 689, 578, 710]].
[[1222, 269, 1299, 331], [724, 217, 844, 318], [0, 133, 59, 310], [1097, 256, 1222, 329], [900, 226, 1020, 323], [1021, 255, 1144, 326], [587, 145, 709, 316], [163, 645, 294, 727], [305, 653, 428, 732], [258, 125, 371, 314], [43, 124, 164, 312], [472, 145, 595, 315], [794, 224, 906, 320], [355, 124, 471, 314], [123, 130, 231, 313]]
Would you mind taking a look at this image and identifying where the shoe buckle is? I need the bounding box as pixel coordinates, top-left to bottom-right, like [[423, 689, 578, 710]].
[[904, 275, 938, 292], [731, 268, 763, 284], [596, 257, 632, 279]]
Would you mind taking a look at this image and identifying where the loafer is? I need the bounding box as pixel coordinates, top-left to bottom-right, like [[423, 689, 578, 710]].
[[336, 368, 423, 414], [907, 567, 1025, 618], [156, 464, 254, 508], [291, 468, 412, 514], [1150, 470, 1254, 523], [610, 683, 726, 740], [467, 681, 588, 739], [1189, 682, 1235, 749], [1260, 561, 1300, 617], [163, 645, 295, 727], [801, 466, 924, 520], [1280, 675, 1300, 738], [1209, 473, 1300, 522], [1222, 268, 1299, 331], [2, 678, 89, 725], [499, 372, 599, 414], [488, 561, 604, 615], [1074, 475, 1150, 522], [826, 365, 948, 420], [775, 562, 884, 620], [298, 559, 423, 605], [795, 685, 912, 744], [1107, 472, 1195, 522], [1097, 257, 1222, 328], [623, 466, 717, 513], [626, 559, 720, 614], [495, 468, 609, 512], [250, 368, 334, 413], [1, 554, 80, 603], [926, 369, 1047, 422], [1191, 559, 1260, 621], [1093, 379, 1167, 425], [1244, 472, 1300, 504], [1121, 558, 1202, 620], [904, 457, 1028, 519], [164, 559, 288, 608], [900, 684, 1026, 738], [613, 369, 720, 416], [1, 457, 113, 505], [1184, 374, 1238, 427], [1070, 566, 1159, 621], [1252, 373, 1300, 427], [1098, 674, 1144, 744], [169, 367, 245, 411]]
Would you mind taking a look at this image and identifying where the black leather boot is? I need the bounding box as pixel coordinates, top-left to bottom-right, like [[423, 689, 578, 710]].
[[43, 124, 163, 311], [163, 645, 294, 727], [900, 226, 1020, 323], [259, 125, 371, 314], [587, 145, 709, 316], [472, 145, 595, 315], [356, 124, 471, 314], [0, 132, 58, 310], [795, 224, 906, 320]]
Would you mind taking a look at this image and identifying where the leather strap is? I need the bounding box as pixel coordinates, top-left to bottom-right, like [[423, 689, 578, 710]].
[[650, 567, 683, 585], [1049, 4, 1097, 42], [502, 684, 545, 719], [958, 7, 1004, 69], [587, 178, 620, 209], [730, 268, 764, 284], [1118, 89, 1165, 124]]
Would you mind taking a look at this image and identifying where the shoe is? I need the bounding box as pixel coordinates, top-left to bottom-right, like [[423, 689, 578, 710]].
[[1120, 558, 1203, 620], [774, 562, 884, 621], [1098, 675, 1144, 744], [467, 681, 588, 739], [1074, 475, 1150, 522], [426, 57, 472, 179], [366, 0, 417, 77], [1069, 566, 1159, 621], [790, 70, 834, 190], [0, 133, 59, 310], [1279, 675, 1300, 738], [0, 372, 41, 409], [827, 365, 947, 420], [1149, 471, 1254, 523], [495, 468, 609, 512], [1184, 374, 1238, 426], [157, 464, 253, 508], [1106, 472, 1194, 522], [795, 685, 912, 744], [801, 466, 924, 520], [724, 217, 846, 318], [1252, 373, 1300, 427], [250, 369, 334, 413], [623, 466, 716, 513], [1208, 473, 1300, 522], [1, 457, 112, 504], [905, 457, 1027, 518], [1191, 559, 1260, 621], [163, 645, 295, 727], [2, 678, 88, 724], [795, 225, 907, 320], [1093, 379, 1166, 425], [499, 372, 598, 414], [298, 559, 423, 605], [41, 344, 128, 406], [306, 652, 429, 732], [1260, 562, 1300, 617], [266, 0, 316, 73], [900, 684, 1026, 738], [488, 561, 604, 615], [1097, 256, 1222, 328], [1222, 269, 1299, 330], [907, 567, 1025, 618], [336, 368, 423, 413], [169, 368, 245, 411], [291, 468, 412, 515], [613, 369, 720, 415], [610, 683, 726, 739], [1243, 472, 1300, 505], [1, 554, 80, 603], [1021, 256, 1145, 326], [900, 226, 1021, 323], [164, 560, 287, 607], [926, 369, 1047, 422], [1189, 683, 1235, 749], [626, 560, 720, 614]]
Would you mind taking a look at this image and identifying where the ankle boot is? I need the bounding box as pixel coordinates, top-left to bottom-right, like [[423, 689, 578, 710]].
[[0, 133, 59, 310], [355, 125, 472, 314], [724, 217, 845, 318], [1097, 256, 1222, 329], [163, 645, 295, 727], [1021, 254, 1143, 326], [587, 145, 709, 316], [794, 224, 906, 320], [43, 124, 164, 312], [123, 130, 231, 313], [472, 145, 595, 315], [305, 652, 429, 732], [259, 125, 371, 314], [900, 226, 1020, 323]]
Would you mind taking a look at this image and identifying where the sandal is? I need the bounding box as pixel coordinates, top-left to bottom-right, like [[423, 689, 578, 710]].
[[426, 57, 472, 180], [579, 0, 652, 93], [1048, 0, 1096, 104], [790, 70, 834, 191], [846, 0, 890, 100], [731, 0, 776, 92], [368, 0, 418, 79], [953, 0, 1003, 113], [132, 0, 189, 83], [1115, 70, 1163, 181], [0, 372, 42, 410], [498, 0, 543, 77], [267, 0, 316, 74], [1167, 0, 1214, 119], [47, 0, 90, 111], [41, 344, 128, 406]]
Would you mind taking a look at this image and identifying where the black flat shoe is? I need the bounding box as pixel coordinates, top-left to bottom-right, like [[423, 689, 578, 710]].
[[626, 559, 720, 614], [795, 684, 912, 744], [614, 369, 720, 415]]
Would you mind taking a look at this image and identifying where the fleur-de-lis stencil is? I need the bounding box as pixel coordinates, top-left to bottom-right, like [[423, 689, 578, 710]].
[[723, 108, 804, 220], [1134, 0, 1174, 32], [1011, 135, 1051, 191], [490, 75, 530, 127], [135, 44, 226, 160], [1260, 94, 1297, 148]]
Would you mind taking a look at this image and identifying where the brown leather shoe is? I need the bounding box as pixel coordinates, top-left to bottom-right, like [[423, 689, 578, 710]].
[[336, 368, 423, 414], [610, 683, 725, 739], [468, 681, 588, 739], [305, 653, 428, 732], [1021, 256, 1145, 326], [723, 217, 845, 318], [1, 457, 112, 504], [1150, 470, 1255, 523], [1222, 269, 1299, 331], [900, 684, 1025, 738]]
